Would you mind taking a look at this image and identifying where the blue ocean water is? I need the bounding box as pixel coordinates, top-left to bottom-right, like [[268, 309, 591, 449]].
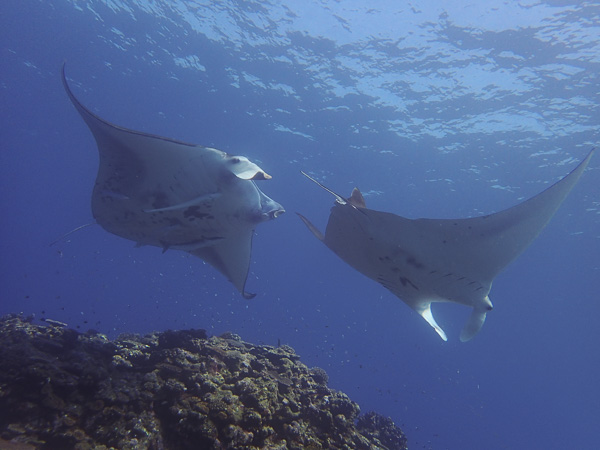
[[1, 1, 599, 448]]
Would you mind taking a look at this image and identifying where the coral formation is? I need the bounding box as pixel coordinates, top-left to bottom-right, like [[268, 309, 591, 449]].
[[0, 314, 407, 449]]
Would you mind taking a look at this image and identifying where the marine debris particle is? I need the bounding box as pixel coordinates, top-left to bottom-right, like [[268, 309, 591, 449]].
[[0, 314, 408, 449]]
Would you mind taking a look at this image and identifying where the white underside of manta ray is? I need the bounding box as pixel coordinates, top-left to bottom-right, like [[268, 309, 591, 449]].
[[298, 150, 593, 341], [62, 64, 285, 299]]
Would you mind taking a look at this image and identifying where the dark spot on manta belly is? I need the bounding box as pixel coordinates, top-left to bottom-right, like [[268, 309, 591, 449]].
[[162, 235, 223, 249], [376, 275, 419, 291], [406, 256, 424, 269], [399, 276, 419, 290], [166, 218, 183, 226], [151, 192, 169, 209], [184, 205, 211, 219]]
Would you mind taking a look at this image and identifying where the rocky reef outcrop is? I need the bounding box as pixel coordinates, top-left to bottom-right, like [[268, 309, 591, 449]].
[[0, 314, 407, 449]]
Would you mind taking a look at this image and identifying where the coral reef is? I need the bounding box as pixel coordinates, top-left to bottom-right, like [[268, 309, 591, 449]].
[[0, 314, 407, 449]]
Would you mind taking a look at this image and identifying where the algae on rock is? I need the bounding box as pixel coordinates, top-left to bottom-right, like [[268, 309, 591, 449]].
[[0, 314, 408, 449]]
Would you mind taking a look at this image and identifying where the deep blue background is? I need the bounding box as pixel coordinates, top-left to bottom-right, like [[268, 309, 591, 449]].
[[1, 1, 599, 449]]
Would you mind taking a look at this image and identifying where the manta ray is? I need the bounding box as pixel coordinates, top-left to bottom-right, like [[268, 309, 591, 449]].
[[298, 150, 593, 341], [62, 65, 284, 298]]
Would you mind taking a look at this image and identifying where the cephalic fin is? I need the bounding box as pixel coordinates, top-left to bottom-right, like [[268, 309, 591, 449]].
[[419, 304, 448, 341], [460, 308, 488, 342]]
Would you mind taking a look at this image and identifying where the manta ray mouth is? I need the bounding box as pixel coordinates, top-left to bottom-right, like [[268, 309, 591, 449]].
[[253, 207, 285, 222], [261, 208, 285, 221]]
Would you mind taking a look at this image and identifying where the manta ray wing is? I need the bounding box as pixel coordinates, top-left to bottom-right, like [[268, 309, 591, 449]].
[[412, 149, 594, 284], [299, 150, 593, 341], [191, 229, 255, 299], [62, 64, 285, 298]]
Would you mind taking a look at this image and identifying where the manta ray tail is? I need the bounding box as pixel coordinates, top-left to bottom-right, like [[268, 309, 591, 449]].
[[49, 222, 97, 246], [296, 213, 324, 241], [300, 171, 348, 205]]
